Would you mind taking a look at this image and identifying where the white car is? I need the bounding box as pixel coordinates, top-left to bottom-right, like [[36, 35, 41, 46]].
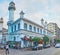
[[0, 44, 4, 49], [55, 43, 60, 48], [37, 44, 43, 50], [43, 44, 50, 48], [38, 44, 43, 47]]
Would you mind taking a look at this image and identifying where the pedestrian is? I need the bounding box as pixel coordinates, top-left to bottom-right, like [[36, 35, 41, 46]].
[[5, 44, 9, 54]]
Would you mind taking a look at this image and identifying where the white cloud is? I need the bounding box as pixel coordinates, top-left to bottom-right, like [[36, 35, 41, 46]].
[[0, 0, 60, 29], [0, 1, 9, 29]]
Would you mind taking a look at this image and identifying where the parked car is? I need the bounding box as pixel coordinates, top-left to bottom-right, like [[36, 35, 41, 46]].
[[0, 44, 4, 49], [32, 46, 38, 50], [38, 44, 43, 50], [55, 43, 60, 48], [32, 44, 43, 50], [43, 44, 50, 48]]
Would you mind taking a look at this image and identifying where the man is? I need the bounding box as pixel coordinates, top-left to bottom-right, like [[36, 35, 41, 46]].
[[5, 44, 9, 54]]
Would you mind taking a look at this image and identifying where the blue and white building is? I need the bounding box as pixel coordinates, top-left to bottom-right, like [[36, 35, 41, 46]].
[[7, 1, 54, 48], [0, 17, 8, 44]]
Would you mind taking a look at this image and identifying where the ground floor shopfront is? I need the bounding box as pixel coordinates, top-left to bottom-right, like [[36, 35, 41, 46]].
[[7, 30, 54, 48], [7, 35, 35, 48]]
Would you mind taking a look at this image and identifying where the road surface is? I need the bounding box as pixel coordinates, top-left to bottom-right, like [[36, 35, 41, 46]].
[[0, 47, 60, 55]]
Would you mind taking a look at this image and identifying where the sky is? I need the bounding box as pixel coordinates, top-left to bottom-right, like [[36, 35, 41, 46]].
[[0, 0, 60, 29]]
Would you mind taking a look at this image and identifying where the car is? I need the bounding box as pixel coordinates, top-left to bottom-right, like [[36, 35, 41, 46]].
[[43, 44, 50, 48], [37, 44, 43, 50], [46, 44, 50, 47], [0, 44, 4, 49], [32, 46, 38, 50], [55, 43, 60, 48], [32, 44, 43, 50]]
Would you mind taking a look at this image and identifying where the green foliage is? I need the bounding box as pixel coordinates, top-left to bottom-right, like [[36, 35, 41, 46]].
[[32, 37, 42, 43], [54, 39, 60, 43], [43, 35, 49, 44]]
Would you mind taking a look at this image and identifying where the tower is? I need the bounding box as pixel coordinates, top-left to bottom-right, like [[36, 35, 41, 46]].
[[7, 1, 16, 41], [8, 1, 16, 22], [0, 17, 3, 43], [20, 11, 25, 18], [41, 18, 44, 27]]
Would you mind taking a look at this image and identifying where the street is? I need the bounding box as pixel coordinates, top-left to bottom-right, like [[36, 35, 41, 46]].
[[0, 47, 60, 55]]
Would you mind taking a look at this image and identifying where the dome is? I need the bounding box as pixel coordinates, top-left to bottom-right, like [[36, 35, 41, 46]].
[[9, 1, 15, 5], [0, 17, 3, 20], [20, 11, 25, 15], [41, 18, 44, 21], [8, 1, 16, 10]]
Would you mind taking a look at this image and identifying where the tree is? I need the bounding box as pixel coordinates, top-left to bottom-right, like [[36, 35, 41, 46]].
[[31, 37, 43, 46], [32, 37, 42, 43], [54, 39, 60, 43], [43, 35, 49, 45]]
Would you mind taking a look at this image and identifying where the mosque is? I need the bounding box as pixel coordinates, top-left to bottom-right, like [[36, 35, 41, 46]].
[[7, 1, 54, 48]]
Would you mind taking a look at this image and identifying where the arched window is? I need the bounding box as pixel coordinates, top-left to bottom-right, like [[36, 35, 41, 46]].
[[24, 23, 27, 30], [14, 36, 16, 41], [18, 23, 20, 30], [11, 26, 13, 32], [29, 25, 32, 31], [37, 28, 39, 33], [15, 25, 16, 31], [40, 29, 42, 34], [34, 27, 36, 32]]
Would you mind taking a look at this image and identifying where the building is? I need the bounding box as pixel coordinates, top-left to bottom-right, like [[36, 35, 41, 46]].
[[7, 1, 54, 48], [47, 23, 60, 39], [0, 17, 8, 44], [56, 27, 60, 39]]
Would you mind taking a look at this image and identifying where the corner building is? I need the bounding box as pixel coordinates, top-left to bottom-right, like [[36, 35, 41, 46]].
[[7, 1, 54, 48]]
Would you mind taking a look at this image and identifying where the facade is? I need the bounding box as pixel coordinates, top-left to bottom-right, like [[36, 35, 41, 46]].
[[47, 23, 60, 39], [0, 17, 8, 44], [57, 28, 60, 39], [2, 28, 8, 44], [7, 1, 54, 48]]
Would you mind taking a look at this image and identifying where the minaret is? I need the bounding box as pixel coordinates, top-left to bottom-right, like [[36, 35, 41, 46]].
[[8, 1, 16, 22], [7, 1, 16, 41], [20, 11, 25, 19], [41, 18, 44, 27], [45, 21, 47, 35]]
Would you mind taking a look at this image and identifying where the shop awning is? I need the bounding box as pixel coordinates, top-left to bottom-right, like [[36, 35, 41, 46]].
[[21, 36, 30, 41]]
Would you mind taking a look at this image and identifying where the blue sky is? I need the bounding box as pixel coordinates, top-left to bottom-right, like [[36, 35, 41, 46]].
[[0, 0, 60, 29]]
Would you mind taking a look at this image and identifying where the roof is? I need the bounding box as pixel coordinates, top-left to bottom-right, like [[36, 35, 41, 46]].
[[9, 1, 15, 5], [22, 18, 43, 28]]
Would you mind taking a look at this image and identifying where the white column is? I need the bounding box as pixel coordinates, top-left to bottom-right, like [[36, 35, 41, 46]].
[[42, 29, 44, 34], [21, 40, 24, 48], [20, 20, 24, 29], [9, 9, 14, 21], [46, 30, 47, 35]]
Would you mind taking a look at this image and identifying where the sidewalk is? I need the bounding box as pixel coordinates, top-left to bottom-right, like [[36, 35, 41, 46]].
[[0, 49, 5, 55]]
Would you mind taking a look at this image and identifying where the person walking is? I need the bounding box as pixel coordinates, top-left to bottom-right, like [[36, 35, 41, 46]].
[[5, 44, 9, 54]]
